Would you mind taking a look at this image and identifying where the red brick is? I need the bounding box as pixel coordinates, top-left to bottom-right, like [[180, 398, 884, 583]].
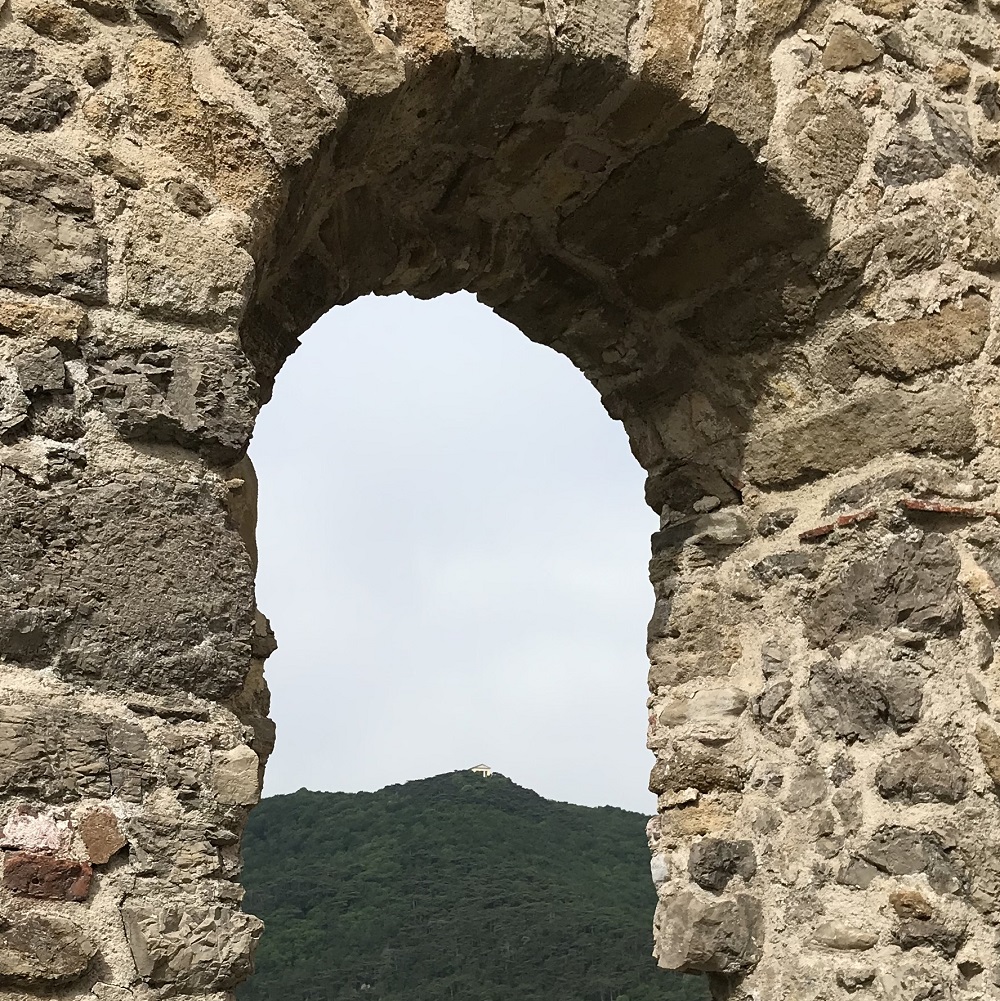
[[799, 522, 836, 542], [3, 852, 92, 901], [836, 507, 877, 528], [78, 808, 127, 865]]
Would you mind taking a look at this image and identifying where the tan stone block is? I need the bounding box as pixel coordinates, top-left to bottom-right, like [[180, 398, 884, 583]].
[[212, 745, 260, 805]]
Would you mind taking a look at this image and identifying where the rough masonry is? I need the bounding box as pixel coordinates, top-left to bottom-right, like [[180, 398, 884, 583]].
[[0, 0, 997, 997]]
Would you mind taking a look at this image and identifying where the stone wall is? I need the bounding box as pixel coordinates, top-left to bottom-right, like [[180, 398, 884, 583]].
[[0, 0, 998, 998]]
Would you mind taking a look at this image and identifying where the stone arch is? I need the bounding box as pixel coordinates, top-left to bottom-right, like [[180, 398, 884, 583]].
[[1, 0, 999, 998]]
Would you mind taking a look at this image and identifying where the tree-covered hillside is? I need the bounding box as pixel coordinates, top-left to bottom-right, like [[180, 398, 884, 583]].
[[238, 771, 709, 1001]]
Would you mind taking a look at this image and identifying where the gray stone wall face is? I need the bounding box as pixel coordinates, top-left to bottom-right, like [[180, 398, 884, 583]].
[[0, 0, 998, 998]]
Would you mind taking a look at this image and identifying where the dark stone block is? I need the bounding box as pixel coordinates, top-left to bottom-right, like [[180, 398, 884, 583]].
[[688, 838, 757, 891]]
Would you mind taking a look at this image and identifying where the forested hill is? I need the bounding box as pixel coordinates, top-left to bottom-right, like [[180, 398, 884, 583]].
[[238, 771, 710, 1001]]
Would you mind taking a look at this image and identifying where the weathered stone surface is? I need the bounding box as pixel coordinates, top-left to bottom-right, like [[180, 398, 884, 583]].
[[0, 702, 150, 802], [874, 104, 973, 186], [875, 738, 971, 804], [839, 295, 990, 379], [688, 838, 756, 890], [783, 767, 830, 812], [650, 743, 747, 795], [822, 26, 880, 71], [746, 389, 976, 486], [135, 0, 203, 39], [0, 477, 254, 696], [0, 911, 96, 984], [889, 887, 934, 920], [658, 687, 748, 742], [803, 534, 961, 647], [894, 916, 965, 956], [123, 903, 263, 990], [85, 340, 259, 463], [860, 827, 965, 894], [647, 586, 743, 687], [0, 156, 106, 302], [0, 49, 74, 132], [812, 919, 878, 950], [0, 0, 995, 996], [23, 3, 92, 42], [212, 745, 260, 806], [655, 891, 763, 973], [3, 852, 92, 901], [975, 720, 1000, 788], [803, 653, 924, 741]]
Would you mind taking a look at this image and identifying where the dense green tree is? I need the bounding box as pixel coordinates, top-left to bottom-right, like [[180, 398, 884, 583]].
[[239, 772, 709, 1001]]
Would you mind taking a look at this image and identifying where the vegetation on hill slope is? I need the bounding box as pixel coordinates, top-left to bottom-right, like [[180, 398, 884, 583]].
[[238, 771, 710, 1001]]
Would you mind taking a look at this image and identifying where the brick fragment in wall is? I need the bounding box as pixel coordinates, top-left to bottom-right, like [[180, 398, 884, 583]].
[[3, 852, 93, 901], [1, 806, 72, 853], [77, 808, 128, 864]]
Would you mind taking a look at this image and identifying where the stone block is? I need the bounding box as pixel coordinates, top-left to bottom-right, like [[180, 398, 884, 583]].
[[894, 917, 965, 956], [0, 702, 150, 803], [123, 202, 254, 323], [860, 827, 965, 894], [812, 919, 878, 950], [688, 838, 756, 890], [657, 687, 748, 742], [876, 738, 971, 804], [746, 388, 976, 486], [974, 719, 1000, 787], [656, 890, 764, 973], [822, 26, 880, 70], [840, 294, 989, 379], [0, 156, 106, 302], [649, 743, 747, 795], [135, 0, 204, 39], [212, 745, 260, 806], [0, 48, 74, 132], [803, 534, 961, 647], [0, 476, 254, 697], [3, 852, 92, 901], [874, 103, 973, 186], [803, 652, 925, 741], [0, 911, 96, 985], [123, 902, 262, 990], [23, 3, 92, 42]]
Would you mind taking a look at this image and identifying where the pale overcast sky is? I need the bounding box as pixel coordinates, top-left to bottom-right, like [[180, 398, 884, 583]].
[[249, 291, 659, 814]]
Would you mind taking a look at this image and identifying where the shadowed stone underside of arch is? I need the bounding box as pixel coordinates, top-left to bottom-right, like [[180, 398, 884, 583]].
[[1, 0, 999, 997]]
